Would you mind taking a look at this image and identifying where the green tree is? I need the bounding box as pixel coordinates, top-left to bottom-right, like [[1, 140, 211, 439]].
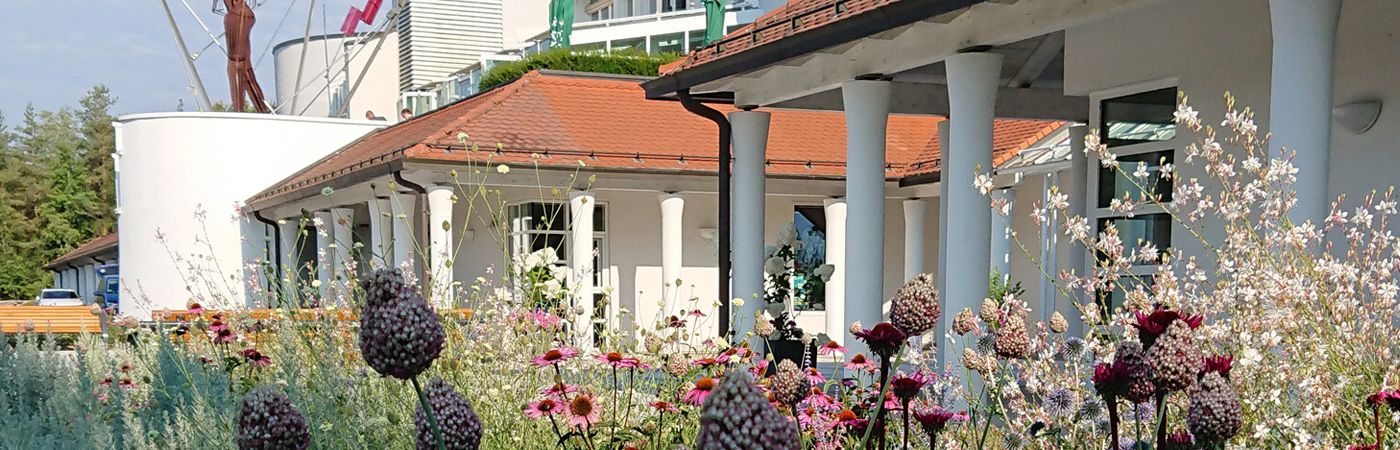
[[78, 86, 117, 236]]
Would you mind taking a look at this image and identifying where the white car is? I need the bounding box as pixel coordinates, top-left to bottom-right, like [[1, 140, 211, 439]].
[[34, 289, 83, 306]]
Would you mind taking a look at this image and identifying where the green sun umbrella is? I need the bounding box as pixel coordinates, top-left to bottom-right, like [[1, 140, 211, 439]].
[[703, 0, 726, 45], [550, 0, 574, 48]]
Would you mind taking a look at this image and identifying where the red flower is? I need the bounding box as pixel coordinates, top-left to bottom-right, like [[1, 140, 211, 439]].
[[912, 405, 960, 435], [852, 323, 907, 360], [241, 348, 272, 368], [1092, 361, 1132, 398], [1133, 308, 1203, 348], [1203, 355, 1233, 378], [1348, 445, 1377, 450], [649, 401, 680, 413], [889, 372, 929, 404]]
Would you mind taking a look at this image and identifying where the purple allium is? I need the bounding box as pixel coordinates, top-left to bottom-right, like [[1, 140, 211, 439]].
[[994, 316, 1031, 359], [770, 360, 811, 407], [1186, 372, 1242, 445], [889, 274, 940, 336], [1116, 341, 1156, 404], [415, 377, 483, 450], [1147, 320, 1204, 392], [1043, 387, 1081, 419], [236, 386, 311, 450], [696, 371, 799, 450], [359, 269, 445, 380]]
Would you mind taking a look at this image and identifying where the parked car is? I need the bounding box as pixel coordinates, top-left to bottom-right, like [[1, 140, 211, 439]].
[[34, 289, 83, 306], [95, 264, 119, 313]]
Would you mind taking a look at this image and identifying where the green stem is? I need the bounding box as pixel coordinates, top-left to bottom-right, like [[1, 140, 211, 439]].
[[411, 376, 448, 450], [859, 347, 904, 450]]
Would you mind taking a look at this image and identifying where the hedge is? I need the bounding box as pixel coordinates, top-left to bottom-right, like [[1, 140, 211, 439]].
[[478, 48, 680, 92]]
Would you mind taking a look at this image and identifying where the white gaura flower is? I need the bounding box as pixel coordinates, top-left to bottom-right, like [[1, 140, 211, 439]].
[[974, 173, 995, 195], [1047, 190, 1069, 210], [1173, 103, 1201, 129], [1132, 162, 1150, 180], [1064, 216, 1090, 241]]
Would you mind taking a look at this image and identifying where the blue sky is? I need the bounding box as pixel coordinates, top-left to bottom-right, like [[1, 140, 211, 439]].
[[0, 0, 362, 119]]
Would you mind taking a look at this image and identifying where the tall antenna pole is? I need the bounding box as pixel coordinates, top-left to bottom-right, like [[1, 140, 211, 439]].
[[160, 0, 214, 110], [289, 0, 319, 114], [333, 0, 400, 118]]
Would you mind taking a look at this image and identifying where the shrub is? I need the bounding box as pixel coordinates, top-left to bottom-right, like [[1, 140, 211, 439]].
[[479, 48, 679, 92]]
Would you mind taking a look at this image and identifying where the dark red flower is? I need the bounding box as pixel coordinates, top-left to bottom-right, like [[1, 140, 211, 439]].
[[852, 323, 907, 360], [1386, 391, 1400, 413], [1133, 308, 1203, 349], [1163, 429, 1194, 450], [912, 405, 962, 436], [1203, 355, 1233, 378], [889, 373, 928, 404], [1092, 361, 1132, 398], [1348, 445, 1377, 450]]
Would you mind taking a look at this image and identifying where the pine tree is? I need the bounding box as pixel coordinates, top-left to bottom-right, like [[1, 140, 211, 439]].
[[78, 86, 117, 236]]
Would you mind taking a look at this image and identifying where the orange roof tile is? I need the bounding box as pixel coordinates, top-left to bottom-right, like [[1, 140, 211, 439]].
[[249, 70, 1060, 206], [44, 232, 118, 270]]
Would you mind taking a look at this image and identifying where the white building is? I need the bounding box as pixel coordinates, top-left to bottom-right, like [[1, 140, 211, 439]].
[[271, 32, 401, 120], [642, 0, 1398, 359], [242, 70, 1064, 346], [110, 113, 384, 319]]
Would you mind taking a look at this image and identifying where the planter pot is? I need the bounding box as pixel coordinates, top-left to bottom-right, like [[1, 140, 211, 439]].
[[765, 340, 817, 375]]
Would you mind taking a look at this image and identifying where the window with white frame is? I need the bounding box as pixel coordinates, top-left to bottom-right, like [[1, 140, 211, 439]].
[[1091, 86, 1178, 319], [505, 201, 608, 286], [790, 205, 831, 312]]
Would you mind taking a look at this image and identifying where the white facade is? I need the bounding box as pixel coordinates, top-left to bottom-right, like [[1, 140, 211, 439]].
[[113, 113, 383, 319], [272, 32, 401, 120], [398, 0, 550, 90]]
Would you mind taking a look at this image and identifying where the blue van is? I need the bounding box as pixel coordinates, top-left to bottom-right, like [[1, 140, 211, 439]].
[[95, 264, 119, 313]]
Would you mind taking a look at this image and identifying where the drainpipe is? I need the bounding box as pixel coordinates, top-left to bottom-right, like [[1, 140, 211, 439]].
[[393, 170, 431, 293], [252, 211, 283, 299], [676, 89, 732, 336]]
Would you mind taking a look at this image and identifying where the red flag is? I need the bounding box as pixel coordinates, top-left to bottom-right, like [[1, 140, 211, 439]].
[[341, 7, 362, 35], [361, 0, 382, 23]]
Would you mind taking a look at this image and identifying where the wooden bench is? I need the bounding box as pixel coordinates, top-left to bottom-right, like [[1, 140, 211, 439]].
[[0, 306, 103, 334], [151, 308, 474, 322]]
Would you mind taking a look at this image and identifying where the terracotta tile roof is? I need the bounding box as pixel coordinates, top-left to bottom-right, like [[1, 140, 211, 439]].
[[44, 232, 118, 270], [249, 70, 1061, 206]]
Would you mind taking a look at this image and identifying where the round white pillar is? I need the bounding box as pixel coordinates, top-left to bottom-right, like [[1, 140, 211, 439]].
[[366, 198, 391, 268], [569, 191, 597, 348], [902, 199, 926, 281], [390, 192, 417, 270], [941, 51, 1002, 369], [841, 79, 892, 356], [1064, 125, 1090, 334], [990, 189, 1013, 278], [426, 185, 455, 306], [315, 211, 334, 300], [330, 208, 354, 302], [936, 121, 950, 312], [729, 110, 771, 346], [277, 219, 301, 305], [823, 198, 848, 346], [659, 194, 685, 297], [1269, 0, 1341, 226]]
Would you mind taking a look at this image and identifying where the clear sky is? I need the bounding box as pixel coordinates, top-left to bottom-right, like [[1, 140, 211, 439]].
[[0, 0, 364, 119]]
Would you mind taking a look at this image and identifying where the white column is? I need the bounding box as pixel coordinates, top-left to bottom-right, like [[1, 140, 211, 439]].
[[277, 219, 301, 305], [390, 192, 417, 270], [315, 211, 334, 299], [1269, 0, 1341, 226], [730, 110, 771, 345], [53, 272, 61, 289], [329, 207, 354, 302], [842, 79, 891, 356], [1063, 125, 1090, 334], [941, 52, 1002, 369], [659, 194, 685, 298], [569, 191, 597, 347], [367, 198, 392, 268], [902, 199, 926, 281], [990, 189, 1013, 278], [426, 185, 455, 306], [823, 198, 848, 346], [936, 121, 950, 314]]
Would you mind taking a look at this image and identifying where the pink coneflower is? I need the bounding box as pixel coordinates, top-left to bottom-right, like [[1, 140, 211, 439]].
[[118, 378, 138, 389], [804, 367, 826, 385], [819, 341, 847, 356], [596, 352, 643, 369], [525, 398, 561, 418], [890, 372, 929, 404], [844, 353, 877, 371], [649, 401, 680, 413], [852, 323, 907, 360], [214, 329, 238, 343], [99, 376, 113, 387], [565, 394, 602, 429], [665, 315, 687, 328], [691, 353, 730, 368], [912, 404, 963, 435], [209, 319, 228, 333], [833, 409, 862, 428], [539, 382, 580, 398], [241, 349, 271, 368], [801, 387, 838, 409], [683, 377, 718, 406], [687, 309, 707, 317], [531, 348, 580, 367], [187, 302, 204, 316], [748, 359, 769, 378]]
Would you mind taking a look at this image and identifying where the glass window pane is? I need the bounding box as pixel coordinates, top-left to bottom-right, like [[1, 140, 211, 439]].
[[651, 32, 684, 54], [687, 30, 705, 51], [1096, 213, 1171, 265], [1100, 87, 1178, 147], [611, 37, 645, 53], [1096, 276, 1154, 320], [792, 206, 828, 312], [573, 41, 606, 53], [1097, 150, 1174, 207], [593, 205, 607, 232]]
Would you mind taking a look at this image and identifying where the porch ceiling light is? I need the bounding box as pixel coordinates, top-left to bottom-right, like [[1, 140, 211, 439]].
[[699, 228, 717, 240], [1333, 100, 1382, 134]]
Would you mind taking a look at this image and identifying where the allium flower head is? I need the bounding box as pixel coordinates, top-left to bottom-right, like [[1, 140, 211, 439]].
[[979, 298, 1000, 323], [889, 273, 940, 336], [953, 308, 977, 335], [993, 316, 1031, 359], [1186, 372, 1242, 445], [415, 377, 482, 450], [962, 349, 992, 376], [1133, 309, 1203, 349], [852, 323, 906, 361], [236, 386, 311, 450], [1049, 311, 1069, 333], [754, 319, 776, 338], [771, 360, 811, 407], [360, 268, 413, 307], [359, 269, 445, 380], [665, 357, 691, 378], [1043, 387, 1081, 419], [695, 371, 800, 450], [1148, 320, 1204, 392], [1116, 341, 1156, 404]]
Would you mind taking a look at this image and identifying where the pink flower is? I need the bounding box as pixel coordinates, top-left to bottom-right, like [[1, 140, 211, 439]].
[[596, 352, 643, 369], [843, 353, 877, 371], [539, 382, 579, 398], [99, 376, 113, 387], [687, 309, 707, 317], [565, 394, 602, 429], [890, 372, 930, 404], [819, 340, 847, 356], [118, 378, 138, 389], [748, 359, 769, 378], [531, 348, 580, 367], [683, 377, 718, 406], [804, 367, 826, 385], [801, 388, 838, 409], [649, 401, 680, 413], [691, 354, 730, 368], [214, 329, 238, 343], [209, 319, 228, 333], [241, 348, 271, 368], [525, 398, 561, 418], [186, 303, 205, 316]]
